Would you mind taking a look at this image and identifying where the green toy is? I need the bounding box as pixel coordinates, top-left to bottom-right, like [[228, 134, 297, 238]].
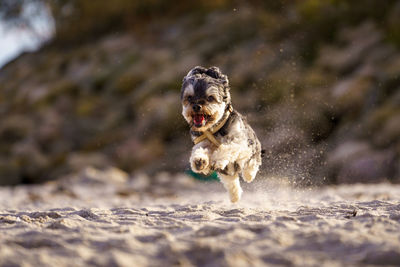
[[185, 169, 220, 182]]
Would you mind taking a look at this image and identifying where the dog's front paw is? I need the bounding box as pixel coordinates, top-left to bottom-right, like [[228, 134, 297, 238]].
[[192, 157, 209, 172], [190, 148, 210, 174]]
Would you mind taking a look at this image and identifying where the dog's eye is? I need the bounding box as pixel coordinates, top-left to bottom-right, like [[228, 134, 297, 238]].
[[187, 96, 193, 102], [207, 96, 214, 102]]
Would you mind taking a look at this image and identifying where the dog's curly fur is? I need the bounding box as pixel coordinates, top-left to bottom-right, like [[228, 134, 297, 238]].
[[181, 66, 262, 203]]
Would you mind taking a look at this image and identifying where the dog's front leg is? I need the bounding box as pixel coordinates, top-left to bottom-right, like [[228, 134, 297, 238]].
[[211, 143, 241, 171], [190, 144, 211, 175]]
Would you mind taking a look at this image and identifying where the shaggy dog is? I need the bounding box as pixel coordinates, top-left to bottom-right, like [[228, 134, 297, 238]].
[[181, 66, 262, 202]]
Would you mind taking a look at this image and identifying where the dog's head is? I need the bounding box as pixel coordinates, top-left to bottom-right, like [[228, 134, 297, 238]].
[[181, 66, 231, 131]]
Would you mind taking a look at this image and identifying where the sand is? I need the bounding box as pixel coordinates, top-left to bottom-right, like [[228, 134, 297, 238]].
[[1, 167, 400, 266]]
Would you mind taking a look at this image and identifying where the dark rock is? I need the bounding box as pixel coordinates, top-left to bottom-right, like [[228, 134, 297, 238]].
[[317, 22, 382, 74], [336, 149, 396, 183], [373, 114, 400, 147], [395, 159, 400, 183], [0, 159, 21, 185], [327, 141, 371, 167], [0, 115, 33, 144], [66, 153, 109, 172], [331, 71, 373, 116]]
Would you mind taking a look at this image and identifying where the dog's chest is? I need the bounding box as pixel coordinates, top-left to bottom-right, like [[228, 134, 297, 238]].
[[192, 118, 248, 148]]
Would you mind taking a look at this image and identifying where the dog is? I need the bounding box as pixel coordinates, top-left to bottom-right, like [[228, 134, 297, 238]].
[[181, 66, 262, 203]]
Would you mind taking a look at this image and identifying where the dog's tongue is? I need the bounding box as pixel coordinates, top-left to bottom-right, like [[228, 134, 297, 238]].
[[193, 114, 205, 127]]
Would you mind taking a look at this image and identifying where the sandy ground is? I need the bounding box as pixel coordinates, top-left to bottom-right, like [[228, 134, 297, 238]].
[[1, 168, 400, 267]]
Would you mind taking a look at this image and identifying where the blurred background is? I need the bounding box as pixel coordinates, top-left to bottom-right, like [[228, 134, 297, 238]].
[[0, 0, 399, 186]]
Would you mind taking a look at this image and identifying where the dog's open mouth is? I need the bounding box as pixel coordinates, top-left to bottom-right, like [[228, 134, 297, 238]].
[[193, 113, 209, 128]]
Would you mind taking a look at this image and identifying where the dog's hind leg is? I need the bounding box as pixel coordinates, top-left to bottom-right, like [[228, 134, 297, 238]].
[[242, 158, 260, 183], [219, 174, 243, 203]]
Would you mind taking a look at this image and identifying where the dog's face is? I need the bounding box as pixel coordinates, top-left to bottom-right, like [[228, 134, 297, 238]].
[[181, 66, 231, 132]]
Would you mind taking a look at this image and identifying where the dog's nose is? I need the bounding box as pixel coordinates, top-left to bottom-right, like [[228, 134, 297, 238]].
[[193, 104, 201, 112]]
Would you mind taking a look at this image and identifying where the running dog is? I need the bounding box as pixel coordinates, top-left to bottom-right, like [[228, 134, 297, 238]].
[[181, 66, 262, 203]]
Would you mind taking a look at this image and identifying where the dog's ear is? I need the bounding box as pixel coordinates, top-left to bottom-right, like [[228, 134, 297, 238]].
[[184, 66, 207, 79], [207, 66, 231, 104], [206, 66, 229, 86]]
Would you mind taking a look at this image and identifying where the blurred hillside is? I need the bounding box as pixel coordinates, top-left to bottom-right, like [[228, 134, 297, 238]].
[[0, 0, 399, 185]]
